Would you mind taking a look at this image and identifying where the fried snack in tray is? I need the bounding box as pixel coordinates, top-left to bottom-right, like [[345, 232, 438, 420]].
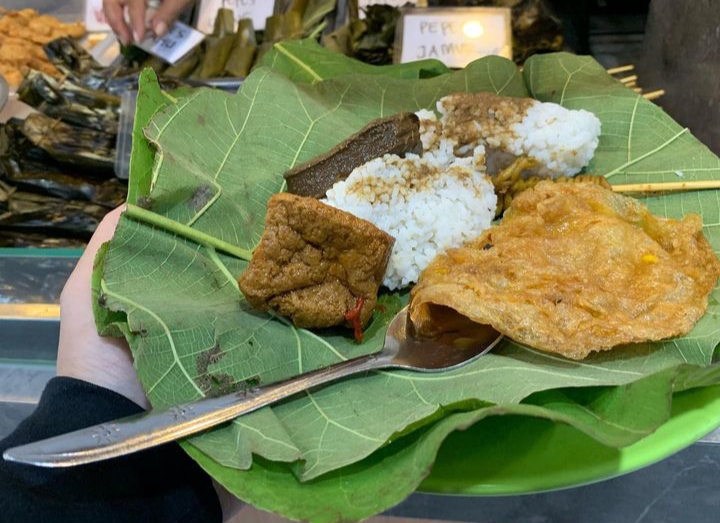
[[239, 193, 394, 340], [0, 8, 84, 86], [410, 181, 720, 360]]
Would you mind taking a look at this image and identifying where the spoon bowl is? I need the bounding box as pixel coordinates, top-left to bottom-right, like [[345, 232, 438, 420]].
[[379, 306, 503, 372]]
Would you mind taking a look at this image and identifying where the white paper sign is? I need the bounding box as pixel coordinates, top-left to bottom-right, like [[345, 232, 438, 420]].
[[138, 21, 205, 64], [196, 0, 274, 33], [397, 8, 512, 68], [84, 0, 112, 32]]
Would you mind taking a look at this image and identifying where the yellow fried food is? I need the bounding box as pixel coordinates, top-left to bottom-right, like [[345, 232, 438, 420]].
[[410, 181, 720, 360], [0, 8, 85, 86], [0, 43, 35, 64], [0, 63, 23, 86]]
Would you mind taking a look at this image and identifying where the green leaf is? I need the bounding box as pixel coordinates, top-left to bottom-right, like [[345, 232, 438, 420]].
[[126, 69, 176, 205], [185, 369, 679, 523], [188, 407, 303, 468], [140, 55, 521, 248], [183, 411, 491, 523], [97, 51, 720, 522], [524, 53, 720, 187], [92, 241, 126, 337], [259, 39, 450, 83]]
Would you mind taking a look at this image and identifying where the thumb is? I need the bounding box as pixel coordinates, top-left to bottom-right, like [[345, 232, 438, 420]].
[[150, 0, 193, 37]]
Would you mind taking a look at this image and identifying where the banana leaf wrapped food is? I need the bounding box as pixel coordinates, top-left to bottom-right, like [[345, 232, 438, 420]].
[[322, 5, 400, 65], [164, 48, 201, 78], [168, 1, 340, 80], [191, 8, 236, 80], [0, 179, 105, 240], [224, 19, 257, 78], [42, 37, 123, 91], [43, 37, 187, 95], [15, 113, 116, 173], [16, 70, 120, 133], [0, 123, 125, 206], [0, 229, 86, 248], [0, 151, 124, 206]]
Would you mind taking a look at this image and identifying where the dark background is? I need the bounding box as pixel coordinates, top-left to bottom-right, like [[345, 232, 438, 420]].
[[430, 0, 719, 155]]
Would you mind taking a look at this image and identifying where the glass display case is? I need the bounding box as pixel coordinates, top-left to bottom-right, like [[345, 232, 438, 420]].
[[0, 0, 80, 417]]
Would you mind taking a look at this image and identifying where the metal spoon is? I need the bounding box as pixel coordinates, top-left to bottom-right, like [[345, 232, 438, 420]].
[[3, 307, 502, 468]]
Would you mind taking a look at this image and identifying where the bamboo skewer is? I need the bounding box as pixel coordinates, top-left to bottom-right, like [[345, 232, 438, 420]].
[[643, 89, 666, 101], [607, 64, 635, 75], [606, 65, 665, 102], [612, 180, 720, 193]]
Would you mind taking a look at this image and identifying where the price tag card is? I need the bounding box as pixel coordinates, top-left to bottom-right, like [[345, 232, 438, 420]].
[[138, 21, 205, 64], [395, 7, 512, 68], [195, 0, 274, 33], [85, 0, 112, 32]]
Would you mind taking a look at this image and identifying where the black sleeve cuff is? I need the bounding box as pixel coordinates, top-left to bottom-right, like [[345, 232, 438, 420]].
[[0, 377, 222, 523]]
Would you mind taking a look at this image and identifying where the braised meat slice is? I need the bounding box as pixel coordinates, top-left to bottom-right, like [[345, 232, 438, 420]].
[[238, 193, 394, 336]]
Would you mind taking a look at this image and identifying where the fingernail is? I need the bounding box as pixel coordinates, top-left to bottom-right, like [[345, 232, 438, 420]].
[[133, 30, 141, 43], [154, 21, 168, 37]]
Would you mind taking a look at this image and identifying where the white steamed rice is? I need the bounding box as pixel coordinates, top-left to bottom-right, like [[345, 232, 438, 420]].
[[323, 94, 600, 289], [433, 95, 602, 178], [506, 102, 601, 177], [324, 148, 496, 290]]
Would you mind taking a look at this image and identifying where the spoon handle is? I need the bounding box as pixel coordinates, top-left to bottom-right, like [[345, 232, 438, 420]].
[[3, 353, 383, 468]]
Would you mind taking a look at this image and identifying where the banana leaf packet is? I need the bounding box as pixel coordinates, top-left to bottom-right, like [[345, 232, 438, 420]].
[[17, 70, 120, 133], [0, 179, 106, 240], [17, 114, 116, 174], [0, 121, 125, 203], [191, 8, 237, 80], [224, 19, 257, 78], [163, 1, 340, 81], [322, 3, 400, 65]]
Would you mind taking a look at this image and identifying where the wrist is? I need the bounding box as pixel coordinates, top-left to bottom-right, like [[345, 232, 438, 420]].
[[57, 326, 150, 410]]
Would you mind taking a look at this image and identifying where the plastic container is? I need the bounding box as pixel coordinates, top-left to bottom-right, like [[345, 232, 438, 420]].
[[114, 90, 137, 180]]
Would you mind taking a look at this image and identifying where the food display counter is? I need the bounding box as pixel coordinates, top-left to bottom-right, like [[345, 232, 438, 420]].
[[0, 250, 74, 440]]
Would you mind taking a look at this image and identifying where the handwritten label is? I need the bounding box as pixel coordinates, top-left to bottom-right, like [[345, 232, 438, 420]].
[[84, 0, 112, 32], [196, 0, 274, 33], [138, 21, 205, 64], [396, 8, 512, 68]]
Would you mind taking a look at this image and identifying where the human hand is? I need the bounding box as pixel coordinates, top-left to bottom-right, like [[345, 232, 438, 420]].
[[103, 0, 196, 46], [57, 208, 244, 519], [56, 206, 150, 409]]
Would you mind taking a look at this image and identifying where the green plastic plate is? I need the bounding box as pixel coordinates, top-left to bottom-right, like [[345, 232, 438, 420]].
[[419, 385, 720, 495]]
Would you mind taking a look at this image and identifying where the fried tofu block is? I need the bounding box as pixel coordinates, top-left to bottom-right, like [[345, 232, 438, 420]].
[[410, 181, 720, 360], [239, 193, 394, 333]]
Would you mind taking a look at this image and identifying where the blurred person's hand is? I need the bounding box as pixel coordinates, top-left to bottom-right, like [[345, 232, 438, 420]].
[[103, 0, 196, 46], [56, 206, 150, 409]]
